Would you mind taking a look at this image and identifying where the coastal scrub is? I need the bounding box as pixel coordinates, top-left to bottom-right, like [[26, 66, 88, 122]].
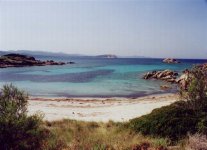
[[0, 84, 48, 149]]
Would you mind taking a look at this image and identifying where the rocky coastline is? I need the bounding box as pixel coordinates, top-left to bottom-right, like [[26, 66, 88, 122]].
[[143, 69, 191, 90], [143, 63, 207, 90], [143, 69, 179, 83], [0, 54, 67, 68]]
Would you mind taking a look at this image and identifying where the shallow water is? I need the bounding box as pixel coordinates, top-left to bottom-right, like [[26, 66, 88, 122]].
[[0, 56, 206, 97]]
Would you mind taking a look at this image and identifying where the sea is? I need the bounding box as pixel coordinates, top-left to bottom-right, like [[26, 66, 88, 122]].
[[0, 56, 206, 98]]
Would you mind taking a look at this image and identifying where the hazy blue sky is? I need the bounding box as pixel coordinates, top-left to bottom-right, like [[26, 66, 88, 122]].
[[0, 0, 207, 58]]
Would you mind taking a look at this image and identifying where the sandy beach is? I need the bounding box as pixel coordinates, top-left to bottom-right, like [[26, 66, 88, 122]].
[[28, 93, 179, 122]]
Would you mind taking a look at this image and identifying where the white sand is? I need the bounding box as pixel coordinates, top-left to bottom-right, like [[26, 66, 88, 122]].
[[28, 93, 179, 122]]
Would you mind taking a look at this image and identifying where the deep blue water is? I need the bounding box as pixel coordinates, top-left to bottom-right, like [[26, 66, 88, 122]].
[[0, 56, 206, 97]]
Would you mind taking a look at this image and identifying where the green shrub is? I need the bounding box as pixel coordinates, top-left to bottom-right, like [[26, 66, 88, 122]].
[[130, 101, 199, 140], [0, 84, 49, 150], [183, 66, 207, 110]]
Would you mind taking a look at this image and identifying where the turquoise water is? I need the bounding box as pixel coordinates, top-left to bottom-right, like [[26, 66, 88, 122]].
[[0, 57, 206, 97]]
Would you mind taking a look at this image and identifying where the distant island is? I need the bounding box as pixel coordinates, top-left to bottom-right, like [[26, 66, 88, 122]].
[[95, 54, 117, 58], [0, 54, 66, 68], [163, 58, 180, 64], [0, 50, 86, 58], [0, 50, 150, 59]]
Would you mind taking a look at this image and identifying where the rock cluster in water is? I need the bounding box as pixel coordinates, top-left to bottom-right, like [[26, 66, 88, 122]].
[[163, 58, 180, 64], [143, 69, 191, 90], [143, 69, 179, 83], [0, 54, 67, 68], [143, 63, 207, 90]]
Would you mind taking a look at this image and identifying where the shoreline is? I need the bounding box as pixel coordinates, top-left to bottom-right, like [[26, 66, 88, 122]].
[[29, 91, 177, 99], [28, 93, 179, 122]]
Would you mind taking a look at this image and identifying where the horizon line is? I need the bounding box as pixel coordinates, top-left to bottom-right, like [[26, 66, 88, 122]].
[[0, 49, 206, 60]]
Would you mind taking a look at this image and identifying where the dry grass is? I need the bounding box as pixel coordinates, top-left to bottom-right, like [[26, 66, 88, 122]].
[[42, 119, 178, 150], [186, 134, 207, 150]]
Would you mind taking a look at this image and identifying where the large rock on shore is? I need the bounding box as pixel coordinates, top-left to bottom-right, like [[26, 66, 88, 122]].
[[143, 69, 179, 83], [0, 53, 66, 68], [163, 58, 180, 64], [176, 71, 190, 90]]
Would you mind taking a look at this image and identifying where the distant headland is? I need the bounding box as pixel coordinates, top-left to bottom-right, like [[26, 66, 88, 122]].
[[0, 54, 66, 68]]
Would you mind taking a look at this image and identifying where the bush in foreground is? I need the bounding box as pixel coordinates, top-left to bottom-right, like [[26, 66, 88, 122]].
[[0, 84, 49, 150], [130, 101, 199, 141]]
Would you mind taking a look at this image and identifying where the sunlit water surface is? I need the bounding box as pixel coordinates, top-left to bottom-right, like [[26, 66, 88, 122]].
[[0, 56, 206, 97]]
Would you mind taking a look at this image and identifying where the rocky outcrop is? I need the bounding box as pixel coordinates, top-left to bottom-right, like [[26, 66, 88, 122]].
[[0, 54, 66, 68], [143, 63, 207, 90], [197, 63, 207, 71], [176, 64, 207, 90], [163, 58, 180, 64], [176, 69, 193, 90], [143, 69, 179, 83], [176, 64, 207, 89]]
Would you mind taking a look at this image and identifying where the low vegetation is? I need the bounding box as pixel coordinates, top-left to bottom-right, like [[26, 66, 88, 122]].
[[43, 119, 171, 149], [129, 101, 199, 141]]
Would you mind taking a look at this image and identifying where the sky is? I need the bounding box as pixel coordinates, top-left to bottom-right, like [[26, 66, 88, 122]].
[[0, 0, 207, 58]]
